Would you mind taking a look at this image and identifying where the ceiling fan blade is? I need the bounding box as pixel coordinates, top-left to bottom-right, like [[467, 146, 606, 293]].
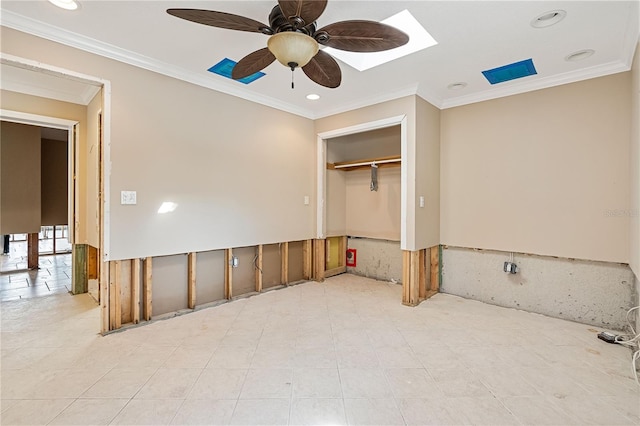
[[316, 21, 409, 52], [302, 50, 341, 88], [167, 9, 270, 34], [278, 0, 327, 26], [231, 48, 276, 80]]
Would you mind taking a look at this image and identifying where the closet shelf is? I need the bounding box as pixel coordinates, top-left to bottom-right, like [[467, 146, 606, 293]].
[[326, 155, 401, 172]]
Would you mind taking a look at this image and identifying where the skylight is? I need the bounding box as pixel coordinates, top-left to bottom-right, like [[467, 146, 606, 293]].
[[322, 9, 437, 72]]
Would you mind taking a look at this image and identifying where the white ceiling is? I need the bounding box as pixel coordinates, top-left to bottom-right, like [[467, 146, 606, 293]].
[[1, 1, 638, 119]]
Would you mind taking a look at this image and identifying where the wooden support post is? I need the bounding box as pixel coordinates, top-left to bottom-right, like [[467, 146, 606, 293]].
[[281, 242, 289, 285], [143, 257, 153, 321], [255, 245, 263, 292], [313, 239, 325, 282], [27, 232, 38, 269], [109, 260, 121, 330], [302, 239, 312, 280], [131, 258, 140, 324], [188, 252, 196, 309], [418, 249, 427, 300], [402, 250, 420, 306], [225, 248, 233, 299], [430, 245, 440, 292], [100, 256, 109, 333], [338, 236, 347, 267]]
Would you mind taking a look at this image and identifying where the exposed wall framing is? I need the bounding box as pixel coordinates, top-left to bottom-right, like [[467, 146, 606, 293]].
[[402, 245, 439, 306], [101, 239, 314, 333]]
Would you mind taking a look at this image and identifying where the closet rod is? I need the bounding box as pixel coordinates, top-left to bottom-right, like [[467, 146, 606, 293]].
[[333, 157, 400, 169]]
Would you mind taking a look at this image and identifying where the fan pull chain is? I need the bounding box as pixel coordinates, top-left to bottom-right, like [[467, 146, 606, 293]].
[[291, 69, 295, 89]]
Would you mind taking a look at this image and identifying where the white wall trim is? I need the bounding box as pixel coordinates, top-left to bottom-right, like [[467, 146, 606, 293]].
[[316, 115, 408, 247]]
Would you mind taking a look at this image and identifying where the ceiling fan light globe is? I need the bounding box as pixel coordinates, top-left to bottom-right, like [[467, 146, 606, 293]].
[[267, 32, 319, 69]]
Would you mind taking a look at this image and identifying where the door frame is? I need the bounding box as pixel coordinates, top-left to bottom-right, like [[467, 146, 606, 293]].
[[315, 115, 408, 246], [1, 53, 111, 332]]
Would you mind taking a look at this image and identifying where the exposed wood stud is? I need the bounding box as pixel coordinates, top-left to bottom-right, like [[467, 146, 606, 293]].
[[281, 242, 289, 285], [313, 239, 325, 282], [225, 249, 233, 299], [255, 245, 263, 292], [109, 261, 121, 329], [419, 249, 427, 300], [27, 232, 38, 269], [143, 257, 153, 321], [430, 245, 440, 292], [339, 236, 347, 267], [131, 258, 140, 324], [188, 252, 196, 309], [302, 239, 312, 280], [100, 254, 109, 333], [402, 250, 420, 306]]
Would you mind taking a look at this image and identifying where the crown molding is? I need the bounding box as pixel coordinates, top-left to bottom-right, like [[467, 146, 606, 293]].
[[440, 60, 630, 110], [0, 10, 316, 119], [311, 84, 419, 119]]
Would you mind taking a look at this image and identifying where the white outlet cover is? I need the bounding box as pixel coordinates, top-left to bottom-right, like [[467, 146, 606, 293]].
[[304, 195, 310, 205], [121, 191, 137, 205]]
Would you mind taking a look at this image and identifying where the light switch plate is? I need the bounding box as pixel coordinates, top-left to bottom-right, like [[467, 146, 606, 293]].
[[304, 195, 310, 205], [121, 191, 137, 205]]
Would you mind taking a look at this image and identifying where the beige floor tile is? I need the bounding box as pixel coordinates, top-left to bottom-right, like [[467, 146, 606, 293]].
[[207, 345, 256, 369], [161, 346, 215, 369], [109, 399, 183, 425], [500, 395, 580, 425], [339, 368, 393, 398], [114, 345, 177, 369], [385, 368, 442, 399], [134, 368, 201, 399], [428, 367, 493, 398], [48, 398, 128, 425], [239, 368, 293, 399], [375, 346, 422, 368], [170, 399, 236, 425], [290, 398, 347, 425], [343, 398, 404, 425], [443, 396, 520, 425], [0, 399, 72, 425], [188, 368, 247, 399], [229, 398, 290, 425], [292, 368, 342, 398], [27, 368, 110, 399], [336, 345, 380, 369], [81, 367, 157, 399], [551, 394, 638, 425], [398, 398, 464, 425]]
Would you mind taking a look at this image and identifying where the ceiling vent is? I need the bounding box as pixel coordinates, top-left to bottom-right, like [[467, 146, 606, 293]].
[[482, 58, 537, 85], [208, 58, 265, 84]]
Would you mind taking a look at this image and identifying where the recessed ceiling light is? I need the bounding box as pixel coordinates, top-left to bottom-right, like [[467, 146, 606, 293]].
[[306, 94, 320, 100], [447, 82, 467, 90], [530, 10, 566, 28], [322, 9, 437, 72], [565, 49, 595, 62], [48, 0, 79, 10]]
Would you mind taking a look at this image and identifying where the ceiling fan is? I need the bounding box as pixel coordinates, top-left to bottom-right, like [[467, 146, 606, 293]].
[[167, 0, 409, 89]]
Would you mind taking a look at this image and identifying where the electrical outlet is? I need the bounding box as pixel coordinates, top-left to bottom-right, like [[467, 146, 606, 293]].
[[503, 261, 518, 274]]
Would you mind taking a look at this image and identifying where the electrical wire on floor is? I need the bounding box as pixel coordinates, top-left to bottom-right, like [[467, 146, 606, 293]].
[[614, 306, 640, 386]]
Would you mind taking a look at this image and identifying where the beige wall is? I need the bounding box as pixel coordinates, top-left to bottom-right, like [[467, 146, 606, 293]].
[[415, 96, 440, 249], [326, 127, 401, 240], [630, 42, 640, 277], [2, 27, 316, 260], [441, 73, 631, 263], [0, 121, 41, 234], [0, 89, 88, 242], [41, 138, 68, 226]]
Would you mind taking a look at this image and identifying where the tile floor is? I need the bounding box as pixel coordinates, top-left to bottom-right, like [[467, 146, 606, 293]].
[[1, 273, 638, 425], [0, 246, 72, 302]]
